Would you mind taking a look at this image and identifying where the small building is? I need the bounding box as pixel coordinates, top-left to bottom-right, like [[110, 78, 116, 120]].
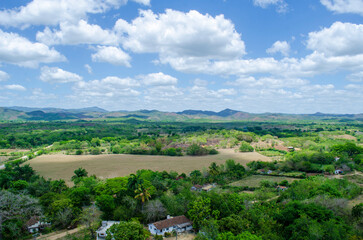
[[191, 184, 203, 191], [288, 147, 295, 152], [276, 185, 288, 191], [334, 169, 343, 175], [26, 216, 51, 233], [202, 183, 216, 192], [96, 221, 120, 240], [148, 215, 192, 236]]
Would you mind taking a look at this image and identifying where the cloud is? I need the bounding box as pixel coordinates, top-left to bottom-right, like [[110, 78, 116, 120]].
[[91, 46, 131, 67], [227, 76, 308, 89], [4, 84, 26, 91], [138, 72, 178, 86], [346, 71, 363, 82], [36, 20, 119, 45], [27, 88, 57, 100], [40, 66, 83, 83], [73, 76, 140, 98], [320, 0, 363, 15], [307, 22, 363, 57], [253, 0, 288, 13], [0, 70, 9, 81], [115, 9, 245, 65], [0, 30, 65, 68], [85, 64, 93, 74], [0, 0, 150, 28], [266, 41, 290, 56], [156, 21, 363, 78]]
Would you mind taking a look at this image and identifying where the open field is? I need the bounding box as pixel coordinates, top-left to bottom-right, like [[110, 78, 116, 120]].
[[27, 149, 272, 182], [0, 148, 29, 153], [230, 175, 300, 188]]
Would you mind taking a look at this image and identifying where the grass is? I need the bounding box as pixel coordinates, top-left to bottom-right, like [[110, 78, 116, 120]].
[[27, 149, 272, 183], [230, 175, 300, 188]]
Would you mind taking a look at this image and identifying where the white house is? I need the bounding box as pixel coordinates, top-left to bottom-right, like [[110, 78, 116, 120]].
[[96, 221, 120, 240], [26, 216, 51, 233], [148, 215, 192, 236], [335, 169, 343, 175]]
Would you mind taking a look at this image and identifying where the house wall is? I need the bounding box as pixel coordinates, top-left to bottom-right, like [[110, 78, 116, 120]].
[[148, 224, 191, 236]]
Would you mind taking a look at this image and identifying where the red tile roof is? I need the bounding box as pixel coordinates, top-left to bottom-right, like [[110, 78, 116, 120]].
[[151, 215, 192, 230], [26, 216, 39, 227]]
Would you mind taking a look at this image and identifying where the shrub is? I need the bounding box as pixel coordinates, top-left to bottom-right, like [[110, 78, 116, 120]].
[[239, 142, 254, 152], [187, 144, 209, 156]]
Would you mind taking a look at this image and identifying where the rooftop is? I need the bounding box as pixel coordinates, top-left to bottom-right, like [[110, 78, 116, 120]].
[[150, 215, 191, 230]]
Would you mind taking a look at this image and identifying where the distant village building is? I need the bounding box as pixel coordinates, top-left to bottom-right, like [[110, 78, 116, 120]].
[[276, 185, 288, 191], [202, 183, 216, 192], [148, 215, 192, 236], [96, 221, 120, 240], [288, 147, 295, 152], [191, 184, 203, 191], [257, 169, 272, 174], [191, 183, 216, 192], [335, 169, 343, 175], [26, 216, 51, 233]]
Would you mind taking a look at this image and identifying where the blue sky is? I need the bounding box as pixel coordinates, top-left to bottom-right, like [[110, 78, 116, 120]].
[[0, 0, 362, 113]]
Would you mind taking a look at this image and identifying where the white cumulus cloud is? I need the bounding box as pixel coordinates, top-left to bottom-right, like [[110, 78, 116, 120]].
[[4, 84, 26, 91], [91, 46, 131, 67], [0, 0, 150, 28], [320, 0, 363, 15], [138, 72, 178, 86], [0, 30, 65, 68], [40, 66, 83, 83], [253, 0, 288, 12], [37, 20, 119, 45], [266, 41, 290, 56], [115, 9, 245, 66], [307, 22, 363, 57], [0, 70, 9, 82]]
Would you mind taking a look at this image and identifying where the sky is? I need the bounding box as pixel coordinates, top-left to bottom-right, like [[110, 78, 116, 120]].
[[0, 0, 362, 113]]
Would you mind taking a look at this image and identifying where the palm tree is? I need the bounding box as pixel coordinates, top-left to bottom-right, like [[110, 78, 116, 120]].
[[128, 173, 144, 191], [134, 185, 151, 210]]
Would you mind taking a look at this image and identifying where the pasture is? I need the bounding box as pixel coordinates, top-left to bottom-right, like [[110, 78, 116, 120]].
[[229, 175, 300, 188], [27, 149, 272, 182]]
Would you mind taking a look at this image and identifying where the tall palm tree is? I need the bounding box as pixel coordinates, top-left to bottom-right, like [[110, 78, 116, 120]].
[[128, 173, 144, 191], [134, 185, 151, 210]]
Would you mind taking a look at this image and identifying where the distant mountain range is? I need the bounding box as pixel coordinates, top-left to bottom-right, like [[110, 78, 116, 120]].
[[0, 106, 362, 122]]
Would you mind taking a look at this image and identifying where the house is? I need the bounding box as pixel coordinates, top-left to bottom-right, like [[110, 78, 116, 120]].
[[96, 221, 120, 240], [148, 215, 192, 236], [276, 185, 288, 191], [288, 147, 295, 152], [191, 184, 203, 191], [335, 169, 343, 175], [26, 216, 51, 233], [202, 183, 216, 192]]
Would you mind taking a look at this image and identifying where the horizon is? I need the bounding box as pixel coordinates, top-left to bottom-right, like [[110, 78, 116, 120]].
[[2, 105, 362, 115], [0, 0, 362, 113]]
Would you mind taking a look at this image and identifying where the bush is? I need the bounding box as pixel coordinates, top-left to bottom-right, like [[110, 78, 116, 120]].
[[209, 149, 219, 155], [239, 142, 254, 152], [187, 144, 209, 156], [75, 149, 83, 155], [90, 148, 101, 155]]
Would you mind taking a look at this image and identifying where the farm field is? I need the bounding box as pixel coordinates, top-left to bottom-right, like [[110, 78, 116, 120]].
[[27, 149, 272, 182], [229, 174, 300, 188]]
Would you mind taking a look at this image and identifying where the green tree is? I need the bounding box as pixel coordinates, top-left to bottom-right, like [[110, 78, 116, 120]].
[[188, 197, 219, 230], [134, 184, 151, 210], [96, 194, 115, 219], [105, 221, 148, 240], [239, 141, 254, 152]]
